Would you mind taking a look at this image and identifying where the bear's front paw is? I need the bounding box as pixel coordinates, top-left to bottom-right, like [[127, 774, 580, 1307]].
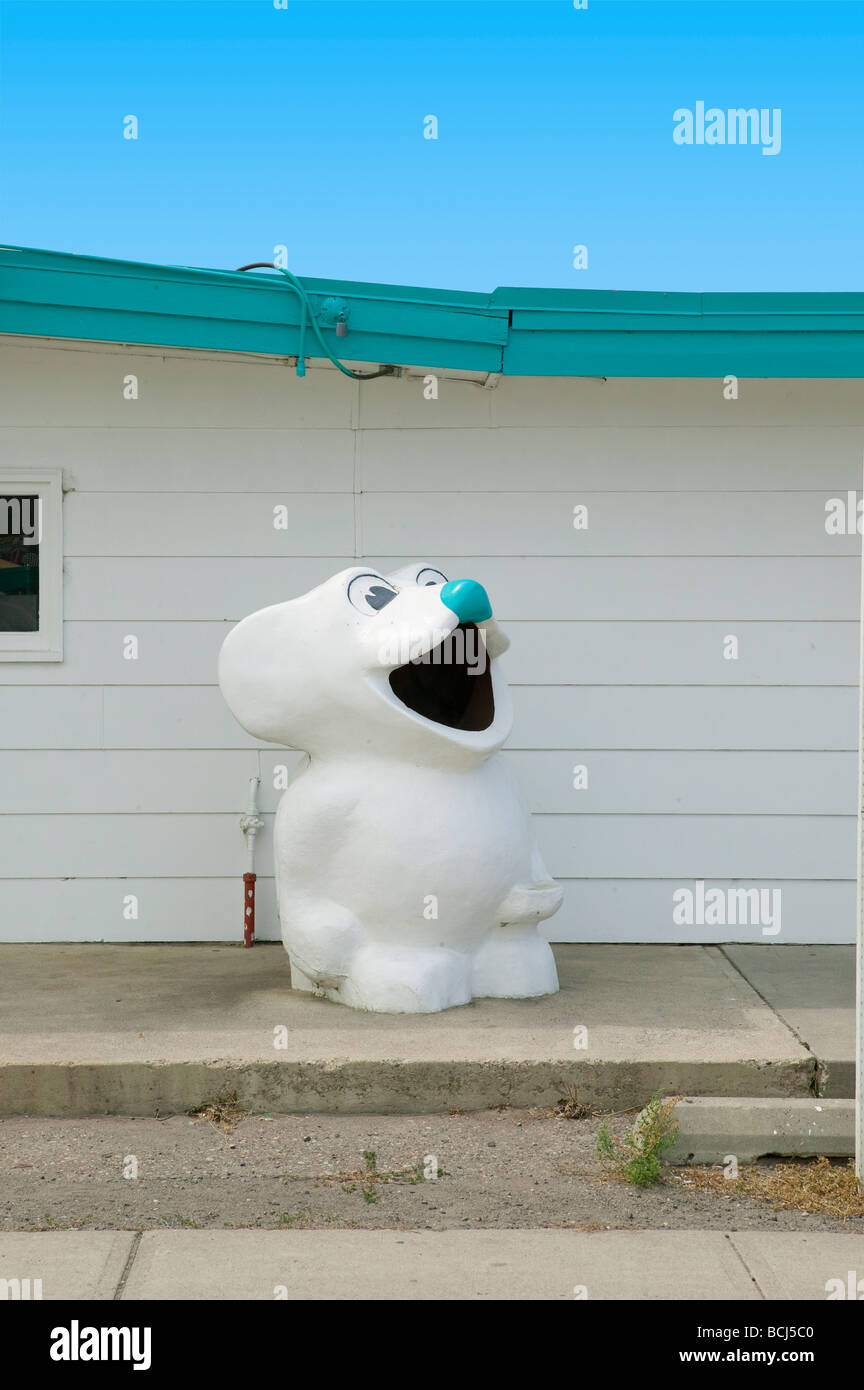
[[282, 899, 364, 988], [472, 928, 559, 999], [497, 881, 564, 926], [338, 944, 472, 1014]]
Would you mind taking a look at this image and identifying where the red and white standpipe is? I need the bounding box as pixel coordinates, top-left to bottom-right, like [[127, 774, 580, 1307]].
[[240, 776, 264, 948]]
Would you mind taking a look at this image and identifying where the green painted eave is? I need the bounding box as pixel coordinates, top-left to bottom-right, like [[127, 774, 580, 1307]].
[[2, 245, 864, 377]]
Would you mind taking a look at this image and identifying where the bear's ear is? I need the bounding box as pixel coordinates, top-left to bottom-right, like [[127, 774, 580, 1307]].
[[218, 604, 301, 745], [384, 562, 448, 588]]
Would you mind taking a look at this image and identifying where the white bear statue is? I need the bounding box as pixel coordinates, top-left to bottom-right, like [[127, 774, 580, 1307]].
[[218, 562, 563, 1013]]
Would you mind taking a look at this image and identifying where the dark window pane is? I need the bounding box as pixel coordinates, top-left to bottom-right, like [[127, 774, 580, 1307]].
[[0, 494, 40, 632]]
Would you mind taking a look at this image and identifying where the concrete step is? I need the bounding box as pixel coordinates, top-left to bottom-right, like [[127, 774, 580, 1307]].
[[3, 1228, 864, 1301], [666, 1096, 856, 1163], [0, 943, 853, 1117]]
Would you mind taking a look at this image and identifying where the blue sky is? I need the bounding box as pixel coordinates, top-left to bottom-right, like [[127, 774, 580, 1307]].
[[1, 0, 862, 292]]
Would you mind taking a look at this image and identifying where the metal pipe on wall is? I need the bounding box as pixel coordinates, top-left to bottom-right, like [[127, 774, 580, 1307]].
[[240, 775, 263, 948]]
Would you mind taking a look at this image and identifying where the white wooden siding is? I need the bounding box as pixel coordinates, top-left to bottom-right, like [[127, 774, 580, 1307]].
[[0, 750, 851, 816], [0, 685, 854, 751], [49, 555, 859, 622], [0, 620, 854, 685], [1, 336, 862, 944], [62, 488, 864, 558]]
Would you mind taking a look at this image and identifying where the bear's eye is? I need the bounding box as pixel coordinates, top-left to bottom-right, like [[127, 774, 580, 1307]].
[[348, 574, 399, 614], [416, 567, 448, 587]]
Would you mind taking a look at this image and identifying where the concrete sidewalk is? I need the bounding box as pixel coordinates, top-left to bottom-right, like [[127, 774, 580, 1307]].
[[0, 943, 854, 1116], [2, 1228, 863, 1300]]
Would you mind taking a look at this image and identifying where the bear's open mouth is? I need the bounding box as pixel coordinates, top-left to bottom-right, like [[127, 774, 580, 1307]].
[[388, 622, 494, 731]]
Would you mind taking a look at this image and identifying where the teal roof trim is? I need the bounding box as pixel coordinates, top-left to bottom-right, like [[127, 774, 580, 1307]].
[[2, 245, 864, 377]]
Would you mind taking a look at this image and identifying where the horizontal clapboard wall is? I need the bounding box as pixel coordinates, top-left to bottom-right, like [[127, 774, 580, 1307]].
[[0, 686, 857, 750], [1, 336, 862, 944]]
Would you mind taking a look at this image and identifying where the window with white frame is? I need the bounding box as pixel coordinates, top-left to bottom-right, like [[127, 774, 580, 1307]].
[[0, 470, 63, 661]]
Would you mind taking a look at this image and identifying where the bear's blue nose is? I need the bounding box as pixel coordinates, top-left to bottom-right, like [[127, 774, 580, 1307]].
[[440, 578, 492, 624]]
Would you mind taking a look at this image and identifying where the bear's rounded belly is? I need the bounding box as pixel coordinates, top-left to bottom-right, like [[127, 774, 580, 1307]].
[[279, 762, 533, 949]]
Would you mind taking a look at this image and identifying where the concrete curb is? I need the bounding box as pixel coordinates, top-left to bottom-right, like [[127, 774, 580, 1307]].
[[0, 1057, 822, 1119], [665, 1096, 855, 1164]]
